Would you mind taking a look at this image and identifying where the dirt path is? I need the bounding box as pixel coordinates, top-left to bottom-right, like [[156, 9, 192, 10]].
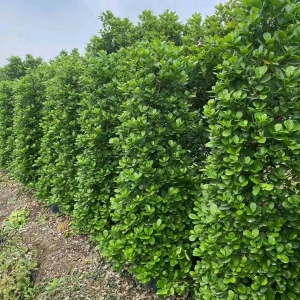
[[0, 174, 159, 300]]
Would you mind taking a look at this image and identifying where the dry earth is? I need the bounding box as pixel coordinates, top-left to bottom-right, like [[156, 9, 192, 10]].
[[0, 173, 163, 300]]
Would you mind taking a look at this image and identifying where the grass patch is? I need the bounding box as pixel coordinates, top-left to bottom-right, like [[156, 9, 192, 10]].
[[4, 209, 29, 231], [0, 208, 37, 300], [0, 232, 37, 300]]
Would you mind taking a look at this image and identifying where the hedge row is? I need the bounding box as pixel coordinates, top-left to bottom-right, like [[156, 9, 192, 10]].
[[35, 50, 85, 212], [0, 39, 212, 297], [75, 41, 209, 296], [0, 80, 16, 169], [99, 42, 205, 296], [1, 0, 300, 298], [191, 1, 300, 299]]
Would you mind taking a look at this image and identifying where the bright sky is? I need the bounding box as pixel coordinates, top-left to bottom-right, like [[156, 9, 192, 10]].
[[0, 0, 225, 66]]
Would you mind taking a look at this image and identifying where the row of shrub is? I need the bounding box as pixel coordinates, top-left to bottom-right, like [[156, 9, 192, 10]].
[[1, 0, 300, 298]]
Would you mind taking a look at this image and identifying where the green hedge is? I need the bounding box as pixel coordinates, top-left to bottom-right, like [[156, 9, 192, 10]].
[[191, 0, 300, 299], [95, 40, 205, 297], [0, 81, 15, 168], [10, 65, 48, 185], [1, 1, 300, 298], [72, 50, 125, 235], [72, 40, 215, 297], [35, 50, 84, 212]]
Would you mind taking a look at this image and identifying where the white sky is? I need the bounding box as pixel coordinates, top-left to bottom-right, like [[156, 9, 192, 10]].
[[0, 0, 225, 66]]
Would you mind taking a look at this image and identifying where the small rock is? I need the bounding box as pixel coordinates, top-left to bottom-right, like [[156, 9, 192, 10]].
[[50, 204, 59, 214]]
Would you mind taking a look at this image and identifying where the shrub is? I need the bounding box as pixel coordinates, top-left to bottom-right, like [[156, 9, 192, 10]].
[[97, 40, 205, 297], [10, 64, 48, 185], [0, 54, 42, 82], [0, 55, 43, 173], [73, 50, 125, 235], [191, 0, 300, 298], [35, 50, 84, 212], [201, 0, 239, 39], [86, 9, 184, 56], [0, 80, 15, 168]]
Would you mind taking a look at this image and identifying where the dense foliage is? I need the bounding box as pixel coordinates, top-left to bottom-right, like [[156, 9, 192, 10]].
[[35, 50, 84, 212], [0, 80, 14, 168], [100, 40, 205, 296], [73, 50, 124, 235], [1, 0, 300, 298], [10, 64, 48, 185], [0, 54, 43, 82], [191, 0, 300, 299], [0, 55, 43, 169], [86, 9, 184, 56]]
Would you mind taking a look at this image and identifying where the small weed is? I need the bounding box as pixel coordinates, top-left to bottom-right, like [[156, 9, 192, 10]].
[[8, 197, 18, 204], [44, 277, 66, 295], [5, 209, 29, 232], [0, 173, 9, 185], [17, 185, 30, 194], [0, 236, 37, 300], [63, 229, 74, 238], [23, 286, 39, 299], [37, 215, 47, 226]]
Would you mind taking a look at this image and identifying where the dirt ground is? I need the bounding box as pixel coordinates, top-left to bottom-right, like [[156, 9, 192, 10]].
[[0, 173, 161, 300]]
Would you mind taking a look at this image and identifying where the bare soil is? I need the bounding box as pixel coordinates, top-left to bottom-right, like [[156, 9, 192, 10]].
[[0, 173, 161, 300]]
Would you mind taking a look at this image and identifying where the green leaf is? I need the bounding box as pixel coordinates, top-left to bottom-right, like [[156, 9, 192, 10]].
[[292, 124, 300, 132], [288, 292, 297, 299], [251, 283, 260, 291], [268, 236, 276, 245], [210, 203, 218, 216], [236, 111, 243, 119], [277, 254, 289, 263], [250, 161, 263, 172], [237, 284, 247, 294], [256, 65, 268, 77], [244, 0, 263, 9], [189, 235, 197, 242], [252, 186, 261, 196], [275, 124, 283, 132], [263, 32, 271, 40], [227, 290, 235, 300], [244, 157, 251, 164], [250, 177, 260, 184], [258, 136, 266, 143], [276, 244, 284, 253], [261, 183, 273, 191], [252, 228, 259, 238], [261, 74, 272, 83], [284, 119, 295, 131], [222, 130, 232, 137], [193, 248, 202, 257], [149, 237, 155, 245], [233, 135, 239, 144], [261, 277, 268, 286], [157, 278, 168, 289], [189, 214, 198, 220], [286, 66, 296, 77], [250, 202, 257, 212], [206, 169, 218, 179]]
